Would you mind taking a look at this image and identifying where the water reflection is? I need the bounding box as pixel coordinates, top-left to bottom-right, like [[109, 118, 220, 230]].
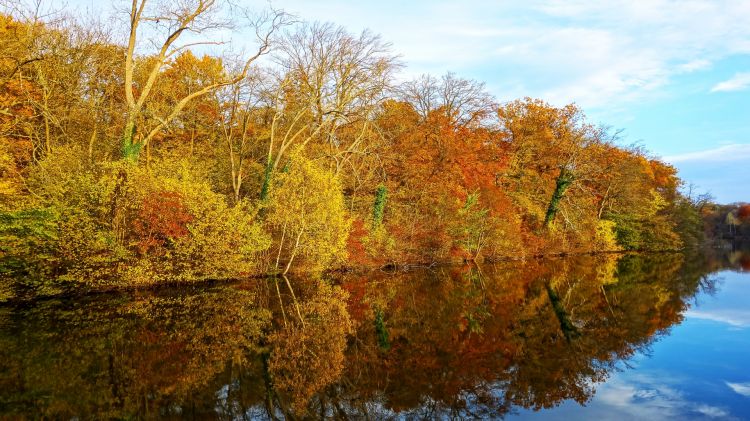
[[0, 251, 741, 419]]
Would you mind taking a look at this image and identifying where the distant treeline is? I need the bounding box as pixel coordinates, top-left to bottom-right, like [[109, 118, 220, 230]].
[[0, 1, 709, 299], [703, 203, 750, 240]]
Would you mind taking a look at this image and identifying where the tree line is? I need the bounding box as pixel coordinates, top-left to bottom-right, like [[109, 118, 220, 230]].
[[0, 1, 708, 299]]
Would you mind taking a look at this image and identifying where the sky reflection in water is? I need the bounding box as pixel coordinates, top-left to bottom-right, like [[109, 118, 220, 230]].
[[516, 267, 750, 421], [1, 250, 749, 419]]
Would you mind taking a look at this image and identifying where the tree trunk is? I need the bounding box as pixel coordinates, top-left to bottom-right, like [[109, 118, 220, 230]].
[[260, 160, 273, 200], [121, 117, 141, 161], [544, 167, 575, 228], [88, 117, 98, 164], [546, 283, 580, 342]]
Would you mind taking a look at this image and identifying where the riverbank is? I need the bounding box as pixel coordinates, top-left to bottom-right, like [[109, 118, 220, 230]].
[[0, 247, 692, 305]]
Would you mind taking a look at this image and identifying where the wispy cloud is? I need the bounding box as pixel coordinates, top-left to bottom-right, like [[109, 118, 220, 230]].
[[685, 309, 750, 327], [591, 372, 735, 419], [678, 59, 712, 73], [711, 72, 750, 92], [260, 0, 750, 108], [664, 144, 750, 163], [696, 404, 731, 418], [42, 0, 750, 206], [58, 0, 750, 110], [726, 382, 750, 397]]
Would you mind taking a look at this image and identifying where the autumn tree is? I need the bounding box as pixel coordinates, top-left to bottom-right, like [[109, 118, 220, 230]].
[[120, 0, 288, 161], [0, 0, 709, 299], [268, 281, 353, 415], [259, 22, 398, 199], [147, 51, 223, 160], [266, 153, 349, 274], [215, 71, 269, 202], [497, 98, 616, 248]]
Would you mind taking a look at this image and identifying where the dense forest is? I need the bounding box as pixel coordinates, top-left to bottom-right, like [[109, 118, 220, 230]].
[[0, 1, 710, 300]]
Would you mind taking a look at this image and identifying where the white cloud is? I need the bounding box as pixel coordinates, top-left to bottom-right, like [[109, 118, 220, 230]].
[[726, 382, 750, 397], [591, 373, 734, 420], [664, 144, 750, 163], [59, 0, 750, 109], [678, 59, 712, 73], [255, 0, 750, 109], [697, 404, 731, 418], [685, 309, 750, 327], [711, 72, 750, 92]]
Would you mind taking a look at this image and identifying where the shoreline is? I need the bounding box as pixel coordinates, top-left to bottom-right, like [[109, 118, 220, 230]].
[[0, 247, 694, 306]]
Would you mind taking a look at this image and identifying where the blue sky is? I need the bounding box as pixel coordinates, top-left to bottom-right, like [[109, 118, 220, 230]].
[[62, 0, 750, 203]]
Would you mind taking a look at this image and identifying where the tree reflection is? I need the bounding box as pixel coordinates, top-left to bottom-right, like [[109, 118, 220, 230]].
[[267, 280, 353, 416], [0, 287, 271, 418], [0, 250, 739, 419]]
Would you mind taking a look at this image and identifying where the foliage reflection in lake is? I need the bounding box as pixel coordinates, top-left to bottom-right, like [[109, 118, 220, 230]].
[[0, 251, 742, 419]]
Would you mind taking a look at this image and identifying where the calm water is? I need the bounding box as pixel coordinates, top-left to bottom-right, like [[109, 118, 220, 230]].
[[1, 250, 749, 420]]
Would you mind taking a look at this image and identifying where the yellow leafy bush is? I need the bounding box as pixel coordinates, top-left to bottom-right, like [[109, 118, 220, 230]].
[[267, 153, 350, 273], [595, 219, 620, 252]]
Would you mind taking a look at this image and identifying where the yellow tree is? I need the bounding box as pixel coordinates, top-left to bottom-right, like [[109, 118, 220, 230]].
[[149, 51, 223, 159], [268, 281, 353, 415], [267, 153, 349, 274]]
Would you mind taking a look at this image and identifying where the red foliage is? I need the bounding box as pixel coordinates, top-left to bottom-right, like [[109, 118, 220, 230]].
[[346, 219, 373, 266], [132, 191, 193, 255], [739, 254, 750, 272], [737, 204, 750, 221], [340, 277, 369, 325]]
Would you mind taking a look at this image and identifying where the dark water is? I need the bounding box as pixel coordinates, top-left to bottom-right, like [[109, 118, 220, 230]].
[[1, 250, 749, 420]]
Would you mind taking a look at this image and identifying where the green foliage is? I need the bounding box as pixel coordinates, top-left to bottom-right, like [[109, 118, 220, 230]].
[[372, 184, 388, 228], [595, 220, 620, 251], [607, 190, 681, 251], [546, 283, 580, 342], [374, 308, 390, 351], [362, 223, 397, 263], [0, 208, 60, 297], [670, 195, 705, 249], [544, 167, 574, 228], [452, 192, 491, 259], [121, 122, 142, 162], [260, 161, 273, 201]]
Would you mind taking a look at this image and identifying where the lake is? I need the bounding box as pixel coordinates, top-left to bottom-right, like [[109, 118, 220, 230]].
[[1, 249, 748, 420]]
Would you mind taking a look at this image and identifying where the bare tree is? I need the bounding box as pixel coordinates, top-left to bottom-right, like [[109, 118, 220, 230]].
[[216, 69, 269, 202], [259, 21, 398, 198], [121, 0, 289, 161], [399, 72, 496, 128]]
